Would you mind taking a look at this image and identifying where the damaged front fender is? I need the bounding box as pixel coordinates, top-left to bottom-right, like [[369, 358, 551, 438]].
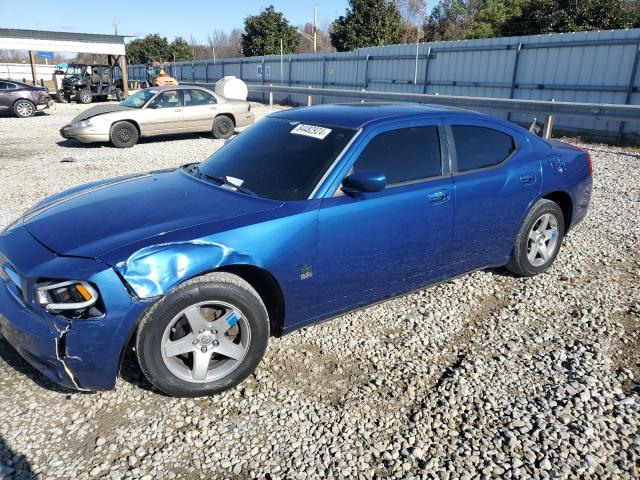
[[115, 240, 255, 299]]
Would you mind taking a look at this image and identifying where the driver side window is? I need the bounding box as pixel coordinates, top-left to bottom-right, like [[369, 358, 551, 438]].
[[149, 90, 182, 109], [352, 126, 442, 185]]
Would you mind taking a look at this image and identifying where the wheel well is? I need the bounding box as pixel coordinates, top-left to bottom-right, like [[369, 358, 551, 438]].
[[216, 112, 236, 126], [217, 264, 285, 337], [543, 191, 573, 232], [13, 97, 33, 107]]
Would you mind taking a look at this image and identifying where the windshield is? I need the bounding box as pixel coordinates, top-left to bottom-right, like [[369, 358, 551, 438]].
[[120, 89, 157, 108], [64, 65, 86, 79], [198, 118, 356, 201]]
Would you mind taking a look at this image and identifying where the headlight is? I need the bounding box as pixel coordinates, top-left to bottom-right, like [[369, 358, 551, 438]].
[[35, 280, 99, 312], [70, 119, 92, 129]]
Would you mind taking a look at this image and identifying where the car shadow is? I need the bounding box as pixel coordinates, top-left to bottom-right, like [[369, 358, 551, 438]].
[[118, 344, 164, 395], [0, 436, 36, 480], [0, 337, 86, 396], [0, 110, 50, 119], [55, 131, 229, 149]]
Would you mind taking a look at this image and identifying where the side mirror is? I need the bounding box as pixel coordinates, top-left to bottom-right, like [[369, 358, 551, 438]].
[[342, 170, 386, 194]]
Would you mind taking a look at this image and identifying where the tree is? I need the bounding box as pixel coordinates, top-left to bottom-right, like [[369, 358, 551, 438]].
[[241, 5, 300, 57], [393, 0, 429, 41], [126, 34, 172, 64], [331, 0, 404, 51], [296, 23, 335, 53], [169, 37, 193, 61], [424, 0, 478, 41], [505, 0, 639, 36], [208, 29, 244, 58]]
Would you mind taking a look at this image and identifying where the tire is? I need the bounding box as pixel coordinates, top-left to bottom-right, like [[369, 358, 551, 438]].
[[77, 88, 92, 104], [109, 121, 139, 148], [115, 87, 124, 102], [56, 90, 69, 103], [13, 99, 36, 118], [506, 199, 565, 277], [212, 115, 235, 139], [135, 272, 270, 397]]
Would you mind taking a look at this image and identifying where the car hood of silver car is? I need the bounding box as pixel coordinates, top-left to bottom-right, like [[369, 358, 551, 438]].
[[69, 104, 133, 123]]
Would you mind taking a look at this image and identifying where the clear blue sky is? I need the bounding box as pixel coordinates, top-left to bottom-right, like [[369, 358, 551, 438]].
[[0, 0, 350, 43]]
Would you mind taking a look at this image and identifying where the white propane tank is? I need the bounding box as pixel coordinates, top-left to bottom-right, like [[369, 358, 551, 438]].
[[214, 76, 248, 101]]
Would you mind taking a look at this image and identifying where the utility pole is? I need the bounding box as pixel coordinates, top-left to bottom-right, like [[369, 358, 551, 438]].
[[313, 5, 317, 53], [113, 17, 118, 35]]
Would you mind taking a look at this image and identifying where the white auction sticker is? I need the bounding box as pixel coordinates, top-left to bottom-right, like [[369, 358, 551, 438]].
[[290, 124, 332, 140]]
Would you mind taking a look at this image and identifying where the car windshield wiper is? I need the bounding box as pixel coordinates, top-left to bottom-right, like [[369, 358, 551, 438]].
[[203, 174, 258, 197]]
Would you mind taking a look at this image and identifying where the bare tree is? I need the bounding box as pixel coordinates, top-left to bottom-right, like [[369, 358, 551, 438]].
[[394, 0, 429, 41], [296, 23, 334, 53], [207, 29, 243, 59]]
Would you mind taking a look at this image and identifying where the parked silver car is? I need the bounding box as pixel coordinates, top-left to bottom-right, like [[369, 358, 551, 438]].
[[60, 86, 254, 147]]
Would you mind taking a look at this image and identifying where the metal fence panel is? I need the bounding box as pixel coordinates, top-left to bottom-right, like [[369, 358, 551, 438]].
[[127, 28, 640, 141]]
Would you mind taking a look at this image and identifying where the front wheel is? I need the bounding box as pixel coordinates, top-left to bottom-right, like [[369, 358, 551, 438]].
[[13, 99, 36, 118], [110, 121, 139, 148], [506, 199, 565, 277], [136, 273, 269, 397], [56, 90, 69, 103], [77, 88, 92, 104], [115, 87, 124, 102]]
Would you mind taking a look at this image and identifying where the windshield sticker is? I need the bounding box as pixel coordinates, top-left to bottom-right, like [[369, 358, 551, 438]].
[[290, 124, 332, 140]]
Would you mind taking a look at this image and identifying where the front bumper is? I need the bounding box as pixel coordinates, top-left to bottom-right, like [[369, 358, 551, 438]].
[[60, 125, 109, 143], [0, 225, 152, 391]]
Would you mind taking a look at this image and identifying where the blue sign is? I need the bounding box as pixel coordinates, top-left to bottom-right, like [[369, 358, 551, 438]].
[[36, 51, 54, 59]]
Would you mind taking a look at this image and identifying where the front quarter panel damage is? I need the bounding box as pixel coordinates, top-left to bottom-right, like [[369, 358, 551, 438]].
[[115, 240, 254, 299]]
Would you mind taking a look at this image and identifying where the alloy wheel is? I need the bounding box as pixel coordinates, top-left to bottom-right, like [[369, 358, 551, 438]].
[[160, 301, 251, 383], [527, 213, 559, 267], [16, 101, 34, 117]]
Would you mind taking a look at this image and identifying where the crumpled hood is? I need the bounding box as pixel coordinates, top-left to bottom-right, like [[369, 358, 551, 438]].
[[69, 104, 133, 123], [22, 169, 282, 259]]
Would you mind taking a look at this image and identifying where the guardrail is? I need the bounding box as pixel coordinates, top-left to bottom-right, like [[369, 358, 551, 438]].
[[186, 82, 640, 140]]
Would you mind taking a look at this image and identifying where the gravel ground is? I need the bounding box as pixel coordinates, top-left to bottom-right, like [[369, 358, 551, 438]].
[[0, 103, 638, 480]]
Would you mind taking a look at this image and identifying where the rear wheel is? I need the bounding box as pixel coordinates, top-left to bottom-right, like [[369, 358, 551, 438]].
[[115, 87, 124, 102], [506, 199, 565, 277], [212, 115, 235, 139], [13, 99, 35, 118], [136, 272, 269, 397], [77, 88, 92, 104], [110, 121, 139, 148]]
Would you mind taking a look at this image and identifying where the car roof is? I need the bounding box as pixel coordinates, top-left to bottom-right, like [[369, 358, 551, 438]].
[[269, 102, 494, 129], [145, 85, 212, 92], [0, 78, 28, 87]]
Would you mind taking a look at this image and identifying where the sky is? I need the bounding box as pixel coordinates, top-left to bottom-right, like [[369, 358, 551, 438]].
[[0, 0, 350, 43]]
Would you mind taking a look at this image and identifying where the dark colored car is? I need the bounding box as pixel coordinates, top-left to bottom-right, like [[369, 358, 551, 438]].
[[0, 104, 592, 397], [58, 64, 124, 104], [0, 79, 54, 118]]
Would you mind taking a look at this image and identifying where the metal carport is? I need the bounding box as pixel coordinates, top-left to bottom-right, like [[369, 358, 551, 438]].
[[0, 28, 129, 97]]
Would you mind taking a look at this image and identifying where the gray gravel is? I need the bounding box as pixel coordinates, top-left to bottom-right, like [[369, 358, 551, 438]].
[[0, 103, 638, 479]]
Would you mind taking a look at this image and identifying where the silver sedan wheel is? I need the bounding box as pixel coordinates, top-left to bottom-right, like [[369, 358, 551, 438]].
[[160, 301, 251, 383], [527, 213, 559, 267], [15, 101, 34, 117]]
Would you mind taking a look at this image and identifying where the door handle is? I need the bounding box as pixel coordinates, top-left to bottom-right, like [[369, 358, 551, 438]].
[[428, 190, 450, 204], [173, 108, 182, 112], [519, 173, 535, 184]]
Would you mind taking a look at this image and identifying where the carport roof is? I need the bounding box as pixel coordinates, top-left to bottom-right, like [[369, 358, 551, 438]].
[[0, 28, 128, 55]]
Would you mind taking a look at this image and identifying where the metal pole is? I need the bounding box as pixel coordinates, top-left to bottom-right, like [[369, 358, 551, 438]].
[[423, 46, 432, 94], [543, 98, 556, 139], [280, 38, 284, 81], [507, 42, 523, 121], [618, 39, 640, 143], [414, 29, 420, 85], [364, 54, 370, 90]]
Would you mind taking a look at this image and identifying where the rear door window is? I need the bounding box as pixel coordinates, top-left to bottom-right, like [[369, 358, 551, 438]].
[[451, 126, 516, 172], [353, 126, 441, 185], [184, 89, 216, 106]]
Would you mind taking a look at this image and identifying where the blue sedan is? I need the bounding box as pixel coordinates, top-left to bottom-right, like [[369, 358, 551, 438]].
[[0, 104, 592, 397]]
